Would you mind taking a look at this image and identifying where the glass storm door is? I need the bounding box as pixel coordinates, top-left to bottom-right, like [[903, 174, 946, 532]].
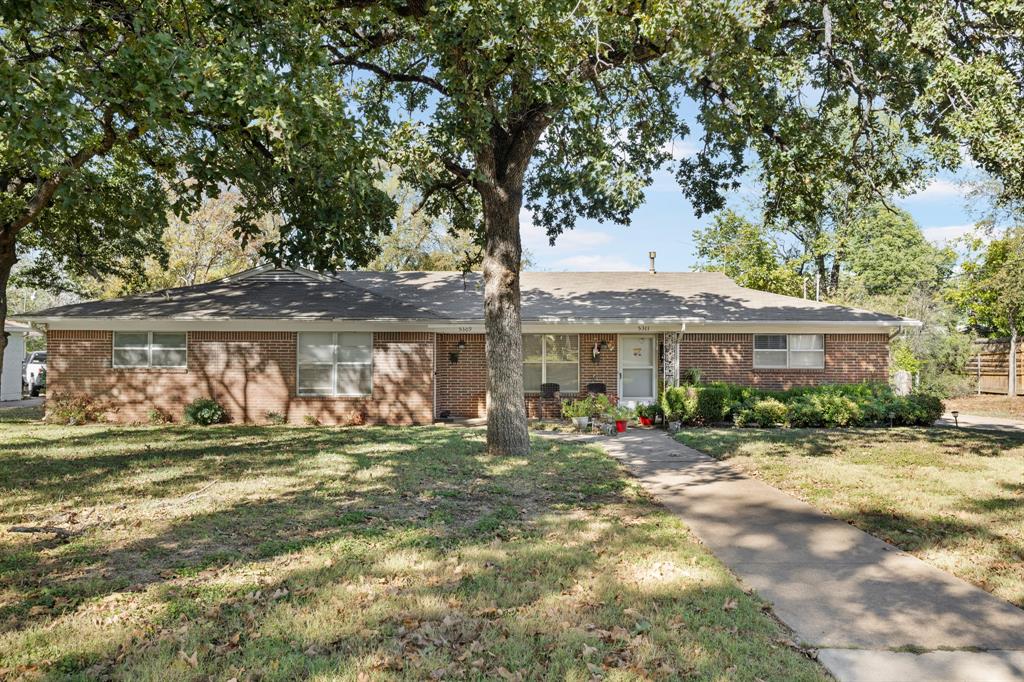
[[619, 335, 656, 403]]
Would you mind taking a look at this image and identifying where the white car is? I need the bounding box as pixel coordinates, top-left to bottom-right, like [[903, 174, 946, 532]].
[[23, 351, 46, 397]]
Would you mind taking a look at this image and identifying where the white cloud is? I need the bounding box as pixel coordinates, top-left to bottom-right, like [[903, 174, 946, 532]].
[[520, 210, 614, 251], [900, 179, 965, 202], [660, 139, 699, 160], [922, 223, 977, 244], [552, 254, 636, 271]]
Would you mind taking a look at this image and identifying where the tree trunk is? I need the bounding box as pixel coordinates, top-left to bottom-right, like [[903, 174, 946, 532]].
[[481, 182, 530, 456], [1009, 312, 1018, 398], [0, 228, 18, 389]]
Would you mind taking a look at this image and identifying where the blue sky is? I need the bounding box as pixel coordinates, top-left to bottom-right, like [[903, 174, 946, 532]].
[[522, 147, 982, 272]]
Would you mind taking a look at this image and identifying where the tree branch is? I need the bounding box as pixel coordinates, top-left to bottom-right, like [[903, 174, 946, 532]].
[[8, 108, 141, 235], [327, 45, 449, 96]]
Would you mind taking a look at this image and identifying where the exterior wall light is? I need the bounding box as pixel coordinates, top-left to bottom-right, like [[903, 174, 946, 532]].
[[592, 339, 612, 363], [450, 338, 467, 364]]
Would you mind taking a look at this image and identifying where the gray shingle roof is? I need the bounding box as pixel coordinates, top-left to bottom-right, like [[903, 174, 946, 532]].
[[23, 268, 912, 324], [25, 276, 446, 321], [339, 271, 910, 323]]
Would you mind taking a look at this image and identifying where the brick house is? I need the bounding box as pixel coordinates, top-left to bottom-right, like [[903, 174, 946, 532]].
[[23, 265, 919, 424]]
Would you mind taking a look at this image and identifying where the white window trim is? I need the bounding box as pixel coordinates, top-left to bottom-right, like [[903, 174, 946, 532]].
[[296, 332, 374, 397], [753, 334, 825, 370], [523, 333, 580, 393], [112, 331, 188, 369]]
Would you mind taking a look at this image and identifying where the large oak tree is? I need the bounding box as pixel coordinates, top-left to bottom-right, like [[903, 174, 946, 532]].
[[305, 0, 1024, 454], [0, 0, 393, 382]]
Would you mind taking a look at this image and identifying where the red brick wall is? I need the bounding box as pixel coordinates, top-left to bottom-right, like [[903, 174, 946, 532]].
[[46, 330, 434, 425], [434, 332, 622, 419], [679, 333, 889, 389], [434, 334, 487, 419]]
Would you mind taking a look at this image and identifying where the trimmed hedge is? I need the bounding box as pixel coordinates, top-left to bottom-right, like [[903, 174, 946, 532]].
[[659, 381, 942, 428]]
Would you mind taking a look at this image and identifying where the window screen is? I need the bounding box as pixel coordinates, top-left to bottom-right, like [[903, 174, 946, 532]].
[[753, 334, 825, 369], [522, 334, 579, 392], [297, 332, 373, 396], [113, 332, 186, 368]]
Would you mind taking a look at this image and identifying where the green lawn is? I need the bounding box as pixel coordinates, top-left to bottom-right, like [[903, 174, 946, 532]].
[[0, 409, 823, 681], [676, 427, 1024, 608]]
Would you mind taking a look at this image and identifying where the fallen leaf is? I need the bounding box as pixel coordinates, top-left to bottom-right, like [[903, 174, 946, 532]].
[[178, 650, 198, 668], [723, 598, 738, 612]]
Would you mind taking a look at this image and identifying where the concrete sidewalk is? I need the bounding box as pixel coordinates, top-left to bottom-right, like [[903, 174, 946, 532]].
[[599, 429, 1024, 682], [937, 411, 1024, 433]]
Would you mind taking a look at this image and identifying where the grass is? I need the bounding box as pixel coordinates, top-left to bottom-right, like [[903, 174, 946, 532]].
[[676, 426, 1024, 608], [945, 395, 1024, 420], [0, 407, 823, 681]]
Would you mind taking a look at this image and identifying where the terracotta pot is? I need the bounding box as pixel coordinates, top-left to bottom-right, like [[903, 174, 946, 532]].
[[615, 420, 627, 433]]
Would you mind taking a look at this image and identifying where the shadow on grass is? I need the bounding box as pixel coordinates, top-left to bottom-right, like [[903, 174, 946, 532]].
[[0, 424, 825, 680], [678, 426, 1024, 460]]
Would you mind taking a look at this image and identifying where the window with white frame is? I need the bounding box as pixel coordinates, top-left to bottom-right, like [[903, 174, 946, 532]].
[[297, 332, 373, 396], [522, 334, 579, 392], [753, 334, 824, 369], [112, 332, 187, 368]]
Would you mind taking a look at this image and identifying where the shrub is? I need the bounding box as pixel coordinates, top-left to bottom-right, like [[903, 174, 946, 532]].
[[303, 414, 322, 426], [183, 398, 226, 426], [742, 398, 788, 427], [785, 392, 862, 428], [147, 407, 172, 425], [694, 386, 730, 425], [265, 411, 287, 425], [660, 386, 696, 422], [893, 394, 943, 426], [44, 393, 107, 425]]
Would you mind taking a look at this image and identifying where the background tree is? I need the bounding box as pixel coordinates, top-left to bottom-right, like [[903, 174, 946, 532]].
[[367, 176, 482, 272], [0, 0, 392, 383], [693, 211, 804, 296], [74, 192, 276, 298], [950, 226, 1024, 396], [844, 206, 956, 298]]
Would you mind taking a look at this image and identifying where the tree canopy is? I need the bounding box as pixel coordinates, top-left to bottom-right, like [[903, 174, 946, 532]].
[[4, 0, 1024, 451], [0, 0, 392, 379]]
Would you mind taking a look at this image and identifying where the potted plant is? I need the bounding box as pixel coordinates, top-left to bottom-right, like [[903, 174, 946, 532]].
[[608, 405, 635, 433], [561, 396, 593, 431], [636, 403, 655, 426]]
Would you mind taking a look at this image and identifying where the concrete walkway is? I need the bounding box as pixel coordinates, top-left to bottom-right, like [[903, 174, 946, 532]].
[[599, 429, 1024, 682], [937, 411, 1024, 433], [0, 397, 42, 411]]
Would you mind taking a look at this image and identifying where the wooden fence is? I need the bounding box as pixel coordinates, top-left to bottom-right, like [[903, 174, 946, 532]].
[[972, 339, 1024, 395]]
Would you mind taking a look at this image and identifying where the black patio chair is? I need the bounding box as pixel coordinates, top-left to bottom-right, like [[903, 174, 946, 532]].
[[539, 383, 561, 400]]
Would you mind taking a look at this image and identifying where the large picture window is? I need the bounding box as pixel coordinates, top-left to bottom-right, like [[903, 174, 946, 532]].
[[753, 334, 824, 369], [523, 334, 579, 392], [113, 331, 187, 368], [297, 332, 373, 396]]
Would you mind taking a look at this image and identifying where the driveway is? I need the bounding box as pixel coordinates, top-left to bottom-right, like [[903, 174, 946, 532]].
[[599, 429, 1024, 682]]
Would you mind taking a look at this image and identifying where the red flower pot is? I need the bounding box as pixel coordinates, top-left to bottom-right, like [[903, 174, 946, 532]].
[[639, 416, 653, 426], [615, 420, 627, 432]]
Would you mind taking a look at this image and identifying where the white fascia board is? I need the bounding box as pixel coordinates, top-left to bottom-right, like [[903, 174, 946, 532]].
[[687, 319, 920, 334], [431, 318, 697, 334], [36, 318, 440, 332]]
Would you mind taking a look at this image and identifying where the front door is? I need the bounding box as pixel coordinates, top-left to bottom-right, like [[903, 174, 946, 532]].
[[618, 335, 656, 404]]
